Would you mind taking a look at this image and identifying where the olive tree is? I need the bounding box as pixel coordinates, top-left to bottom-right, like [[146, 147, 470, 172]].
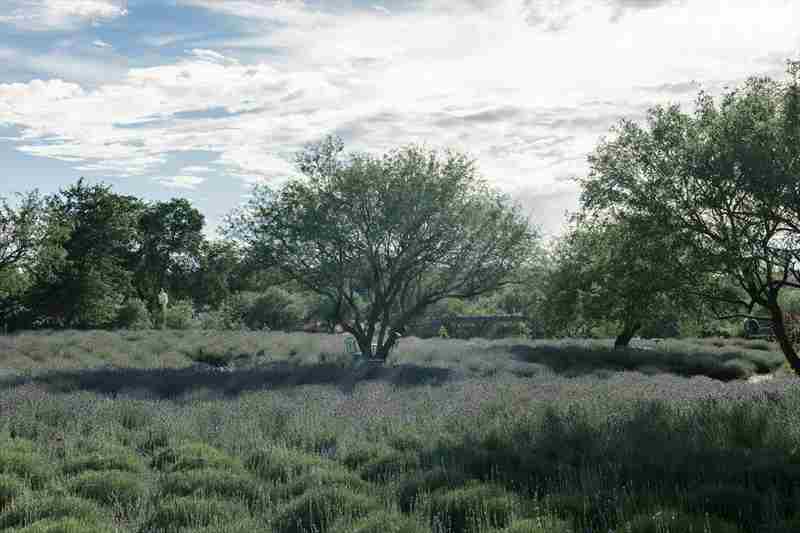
[[580, 60, 800, 373], [227, 136, 540, 359]]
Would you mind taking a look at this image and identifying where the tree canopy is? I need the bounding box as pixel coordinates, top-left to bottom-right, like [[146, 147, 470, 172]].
[[227, 136, 541, 358], [578, 60, 800, 372]]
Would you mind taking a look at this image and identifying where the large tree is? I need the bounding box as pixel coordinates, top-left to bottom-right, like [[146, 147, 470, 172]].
[[134, 198, 204, 311], [579, 59, 800, 373], [28, 179, 144, 328], [541, 211, 725, 347], [227, 136, 540, 359]]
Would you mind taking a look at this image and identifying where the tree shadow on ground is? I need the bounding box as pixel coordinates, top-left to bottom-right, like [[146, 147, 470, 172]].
[[508, 344, 747, 381], [0, 361, 459, 399]]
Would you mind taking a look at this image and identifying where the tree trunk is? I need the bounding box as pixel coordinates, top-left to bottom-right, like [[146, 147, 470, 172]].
[[766, 301, 800, 376], [614, 321, 641, 349]]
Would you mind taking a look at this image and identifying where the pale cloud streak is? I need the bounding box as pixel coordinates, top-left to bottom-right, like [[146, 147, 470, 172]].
[[0, 0, 128, 31]]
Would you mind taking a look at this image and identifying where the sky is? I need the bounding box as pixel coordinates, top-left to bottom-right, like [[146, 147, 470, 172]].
[[0, 0, 798, 240]]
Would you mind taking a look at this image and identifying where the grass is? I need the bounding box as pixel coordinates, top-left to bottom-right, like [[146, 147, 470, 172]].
[[1, 330, 799, 532]]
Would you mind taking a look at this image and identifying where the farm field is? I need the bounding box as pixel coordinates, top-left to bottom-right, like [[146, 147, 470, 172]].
[[1, 330, 800, 533]]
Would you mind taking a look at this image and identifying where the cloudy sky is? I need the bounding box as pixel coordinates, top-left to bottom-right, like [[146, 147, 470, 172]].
[[0, 0, 798, 239]]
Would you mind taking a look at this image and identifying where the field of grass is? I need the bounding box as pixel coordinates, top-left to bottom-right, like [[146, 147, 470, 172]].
[[1, 330, 800, 532]]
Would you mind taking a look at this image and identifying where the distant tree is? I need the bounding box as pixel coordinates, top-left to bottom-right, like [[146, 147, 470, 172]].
[[27, 179, 144, 329], [134, 198, 204, 312], [0, 190, 48, 331], [579, 59, 800, 373], [226, 136, 540, 358]]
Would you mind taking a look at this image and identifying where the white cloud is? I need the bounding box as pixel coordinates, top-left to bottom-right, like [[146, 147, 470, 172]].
[[92, 39, 112, 48], [0, 0, 128, 31], [371, 5, 391, 15], [0, 0, 798, 235], [153, 175, 206, 189]]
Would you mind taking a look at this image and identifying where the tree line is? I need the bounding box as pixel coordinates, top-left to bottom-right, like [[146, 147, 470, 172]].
[[1, 59, 800, 369]]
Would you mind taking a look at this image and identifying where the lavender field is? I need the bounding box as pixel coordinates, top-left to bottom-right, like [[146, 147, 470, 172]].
[[1, 330, 800, 532]]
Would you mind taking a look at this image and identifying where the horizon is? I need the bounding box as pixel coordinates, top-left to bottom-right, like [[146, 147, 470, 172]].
[[1, 0, 798, 240]]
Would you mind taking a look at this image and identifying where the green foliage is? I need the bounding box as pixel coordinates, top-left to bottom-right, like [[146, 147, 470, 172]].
[[244, 286, 305, 330], [164, 299, 197, 330], [244, 445, 333, 483], [331, 510, 429, 533], [63, 444, 145, 475], [67, 469, 147, 509], [227, 135, 540, 355], [498, 517, 573, 533], [622, 508, 741, 533], [427, 482, 518, 533], [159, 468, 264, 508], [115, 298, 152, 330], [271, 485, 379, 533], [142, 496, 248, 533], [0, 473, 27, 510], [438, 325, 449, 338], [397, 467, 470, 512], [153, 442, 243, 473], [0, 440, 53, 489], [0, 495, 104, 530], [5, 517, 114, 533]]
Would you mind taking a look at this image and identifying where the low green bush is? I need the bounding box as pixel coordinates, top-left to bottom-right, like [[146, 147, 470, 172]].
[[623, 508, 741, 533], [330, 509, 429, 533], [428, 482, 518, 533], [0, 473, 27, 510], [153, 442, 243, 473], [67, 469, 147, 509], [63, 444, 145, 475], [115, 298, 152, 330], [0, 440, 53, 489], [141, 496, 248, 533], [398, 467, 470, 512], [6, 517, 114, 533], [270, 466, 370, 502], [159, 468, 264, 508], [244, 445, 333, 483], [164, 300, 197, 330], [499, 517, 573, 533], [0, 495, 105, 530], [685, 484, 766, 527], [272, 485, 379, 533], [359, 448, 420, 482]]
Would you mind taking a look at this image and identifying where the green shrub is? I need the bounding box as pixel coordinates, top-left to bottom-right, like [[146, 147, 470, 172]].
[[0, 473, 27, 510], [68, 469, 147, 509], [63, 444, 145, 475], [623, 508, 741, 533], [360, 449, 420, 482], [165, 300, 197, 330], [142, 496, 248, 533], [330, 509, 429, 533], [686, 484, 766, 527], [244, 445, 332, 483], [6, 517, 114, 533], [398, 467, 470, 512], [428, 482, 518, 533], [182, 517, 266, 533], [244, 287, 305, 331], [271, 466, 370, 502], [0, 441, 53, 489], [272, 485, 379, 533], [0, 495, 104, 530], [499, 517, 573, 533], [159, 468, 264, 508], [115, 298, 152, 330], [153, 442, 243, 473]]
